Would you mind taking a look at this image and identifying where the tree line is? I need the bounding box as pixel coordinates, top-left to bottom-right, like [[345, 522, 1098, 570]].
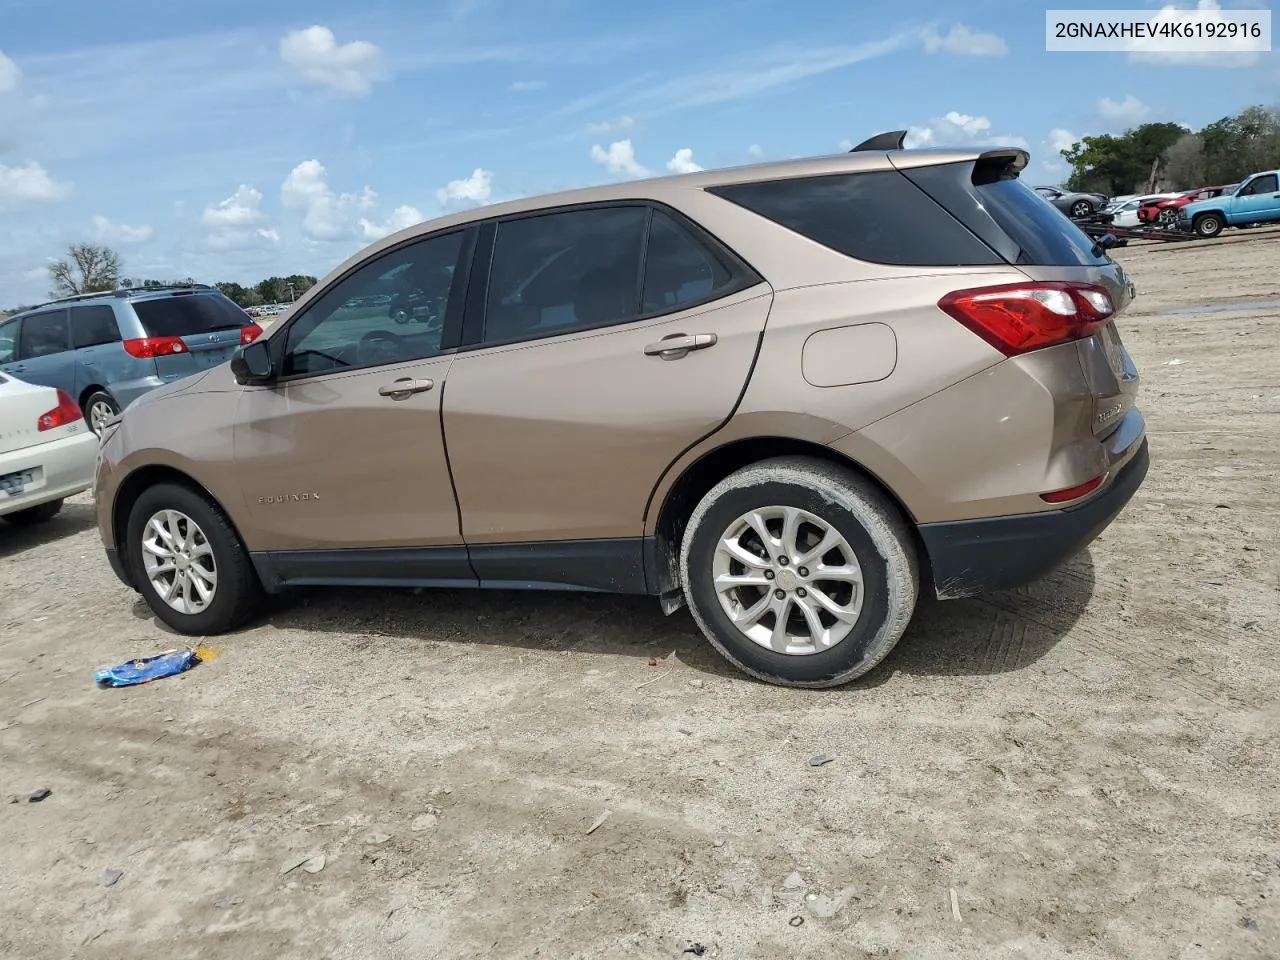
[[1, 243, 317, 317], [1060, 104, 1280, 195]]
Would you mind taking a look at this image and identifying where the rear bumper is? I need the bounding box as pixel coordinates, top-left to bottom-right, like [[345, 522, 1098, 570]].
[[0, 429, 98, 517], [918, 437, 1149, 600]]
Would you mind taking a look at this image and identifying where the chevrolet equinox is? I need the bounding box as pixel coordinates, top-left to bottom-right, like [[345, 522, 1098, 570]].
[[95, 132, 1148, 688]]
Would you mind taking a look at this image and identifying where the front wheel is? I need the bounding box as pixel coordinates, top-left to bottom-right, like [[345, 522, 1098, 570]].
[[1193, 213, 1224, 238], [1070, 200, 1093, 219], [125, 483, 263, 635], [679, 457, 919, 688]]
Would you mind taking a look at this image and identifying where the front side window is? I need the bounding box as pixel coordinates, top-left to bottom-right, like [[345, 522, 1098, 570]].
[[70, 305, 122, 349], [1241, 174, 1278, 196], [283, 230, 465, 377], [17, 310, 69, 359], [483, 206, 648, 344]]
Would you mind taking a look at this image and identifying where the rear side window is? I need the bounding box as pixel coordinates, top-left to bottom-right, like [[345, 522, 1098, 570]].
[[131, 293, 249, 338], [0, 320, 17, 363], [18, 310, 70, 359], [642, 210, 735, 313], [902, 161, 1109, 267], [708, 171, 1003, 267], [70, 305, 122, 348], [483, 206, 648, 343]]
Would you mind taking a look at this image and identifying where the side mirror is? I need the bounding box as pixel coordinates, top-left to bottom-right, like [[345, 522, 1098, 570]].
[[230, 339, 275, 385]]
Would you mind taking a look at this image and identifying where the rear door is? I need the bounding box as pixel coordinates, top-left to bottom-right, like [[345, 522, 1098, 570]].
[[441, 202, 771, 586], [4, 309, 74, 394], [128, 292, 252, 380], [69, 304, 128, 398]]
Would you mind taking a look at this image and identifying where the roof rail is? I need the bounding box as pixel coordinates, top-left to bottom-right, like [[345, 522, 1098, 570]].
[[848, 130, 908, 152], [29, 282, 214, 311]]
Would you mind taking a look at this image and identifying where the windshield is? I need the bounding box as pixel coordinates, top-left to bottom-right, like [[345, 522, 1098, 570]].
[[131, 293, 250, 338]]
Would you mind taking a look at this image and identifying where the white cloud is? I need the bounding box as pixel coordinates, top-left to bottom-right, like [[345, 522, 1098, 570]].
[[279, 26, 387, 96], [205, 226, 282, 253], [510, 79, 546, 91], [359, 205, 425, 241], [0, 49, 20, 94], [666, 148, 703, 174], [837, 138, 854, 151], [904, 111, 1028, 150], [922, 24, 1009, 57], [587, 115, 636, 134], [1129, 0, 1261, 67], [1096, 95, 1151, 127], [436, 168, 493, 208], [201, 184, 265, 227], [590, 139, 651, 178], [1047, 128, 1078, 154], [0, 161, 72, 205], [747, 144, 763, 159], [281, 159, 377, 240], [92, 215, 153, 244]]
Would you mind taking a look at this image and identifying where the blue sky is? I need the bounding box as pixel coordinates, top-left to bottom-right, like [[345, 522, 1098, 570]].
[[0, 0, 1274, 306]]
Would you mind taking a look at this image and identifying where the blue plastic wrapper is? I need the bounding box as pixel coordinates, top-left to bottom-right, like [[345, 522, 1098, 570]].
[[95, 648, 200, 687]]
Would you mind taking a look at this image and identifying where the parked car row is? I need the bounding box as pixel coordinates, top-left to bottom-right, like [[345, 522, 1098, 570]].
[[0, 284, 262, 435]]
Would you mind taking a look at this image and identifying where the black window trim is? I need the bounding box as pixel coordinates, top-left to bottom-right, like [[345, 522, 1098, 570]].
[[456, 198, 765, 353], [266, 225, 479, 385], [15, 307, 70, 361]]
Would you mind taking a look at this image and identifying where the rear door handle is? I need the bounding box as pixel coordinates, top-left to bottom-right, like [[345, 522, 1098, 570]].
[[378, 377, 434, 399], [643, 333, 717, 360]]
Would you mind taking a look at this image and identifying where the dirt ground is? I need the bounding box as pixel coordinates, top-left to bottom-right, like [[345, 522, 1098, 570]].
[[2, 230, 1278, 960]]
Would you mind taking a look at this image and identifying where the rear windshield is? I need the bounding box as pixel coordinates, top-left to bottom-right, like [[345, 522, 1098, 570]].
[[131, 293, 250, 338], [902, 161, 1109, 267]]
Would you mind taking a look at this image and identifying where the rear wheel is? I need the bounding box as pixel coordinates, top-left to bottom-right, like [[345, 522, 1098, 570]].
[[83, 391, 119, 435], [679, 457, 919, 688], [3, 499, 63, 527], [1193, 213, 1223, 238], [125, 483, 263, 635]]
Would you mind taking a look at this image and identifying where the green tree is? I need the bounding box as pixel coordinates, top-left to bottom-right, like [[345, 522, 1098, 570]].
[[48, 243, 121, 298], [1062, 122, 1186, 194], [1199, 106, 1280, 183]]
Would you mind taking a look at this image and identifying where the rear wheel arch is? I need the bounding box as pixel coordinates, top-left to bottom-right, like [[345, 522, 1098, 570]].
[[649, 435, 924, 597]]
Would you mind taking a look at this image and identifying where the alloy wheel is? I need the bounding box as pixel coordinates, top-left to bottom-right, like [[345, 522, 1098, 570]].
[[141, 509, 218, 615], [712, 505, 864, 656]]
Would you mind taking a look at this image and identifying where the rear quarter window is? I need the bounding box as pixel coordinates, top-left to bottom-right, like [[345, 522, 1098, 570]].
[[708, 171, 1003, 267], [131, 294, 250, 338]]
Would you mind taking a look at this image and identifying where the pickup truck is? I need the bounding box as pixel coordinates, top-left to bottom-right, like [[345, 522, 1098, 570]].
[[1180, 169, 1280, 238]]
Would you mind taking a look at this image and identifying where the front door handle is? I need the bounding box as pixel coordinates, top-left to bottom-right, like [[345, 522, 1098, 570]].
[[643, 333, 717, 360], [378, 377, 434, 399]]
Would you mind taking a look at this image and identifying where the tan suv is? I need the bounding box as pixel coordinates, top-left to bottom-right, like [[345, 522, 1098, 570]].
[[94, 132, 1148, 688]]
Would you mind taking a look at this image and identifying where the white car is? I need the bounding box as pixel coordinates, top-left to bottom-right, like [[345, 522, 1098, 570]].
[[0, 373, 98, 526], [1105, 193, 1183, 229]]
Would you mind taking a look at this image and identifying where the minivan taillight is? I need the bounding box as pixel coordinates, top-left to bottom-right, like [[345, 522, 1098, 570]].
[[122, 336, 189, 359], [241, 323, 263, 344], [38, 389, 83, 431], [938, 281, 1115, 357]]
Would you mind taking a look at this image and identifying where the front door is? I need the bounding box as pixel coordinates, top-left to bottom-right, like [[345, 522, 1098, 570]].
[[442, 203, 772, 588], [1233, 173, 1280, 222], [233, 228, 474, 578], [1, 308, 74, 393]]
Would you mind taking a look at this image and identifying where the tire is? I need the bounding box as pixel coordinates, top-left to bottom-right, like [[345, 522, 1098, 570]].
[[3, 499, 63, 527], [83, 391, 120, 435], [1070, 200, 1093, 219], [391, 307, 411, 324], [1193, 213, 1223, 238], [125, 482, 263, 635], [679, 457, 919, 688]]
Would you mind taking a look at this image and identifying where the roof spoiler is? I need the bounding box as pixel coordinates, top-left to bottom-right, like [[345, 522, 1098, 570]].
[[972, 148, 1030, 183], [848, 130, 908, 152]]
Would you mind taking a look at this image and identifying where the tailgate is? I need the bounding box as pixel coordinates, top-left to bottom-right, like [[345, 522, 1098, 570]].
[[129, 292, 252, 378]]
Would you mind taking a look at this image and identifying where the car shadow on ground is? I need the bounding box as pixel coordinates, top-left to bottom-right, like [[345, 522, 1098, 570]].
[[0, 500, 97, 559], [130, 549, 1097, 686]]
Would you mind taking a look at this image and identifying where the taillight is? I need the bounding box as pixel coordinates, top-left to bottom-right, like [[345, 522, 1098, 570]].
[[241, 323, 263, 344], [38, 389, 83, 432], [937, 281, 1115, 357], [122, 336, 189, 359]]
